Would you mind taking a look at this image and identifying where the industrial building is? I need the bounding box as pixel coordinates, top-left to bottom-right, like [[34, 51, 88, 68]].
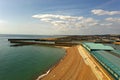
[[82, 42, 120, 80]]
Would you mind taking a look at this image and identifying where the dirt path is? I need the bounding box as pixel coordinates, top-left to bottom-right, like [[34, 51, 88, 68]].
[[39, 46, 113, 80]]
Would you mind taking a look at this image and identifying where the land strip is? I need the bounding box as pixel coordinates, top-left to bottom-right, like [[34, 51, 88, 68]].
[[38, 46, 113, 80]]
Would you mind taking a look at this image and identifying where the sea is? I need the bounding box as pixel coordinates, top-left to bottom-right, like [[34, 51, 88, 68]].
[[0, 34, 66, 80]]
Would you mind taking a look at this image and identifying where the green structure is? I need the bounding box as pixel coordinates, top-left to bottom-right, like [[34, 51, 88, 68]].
[[91, 51, 120, 80], [82, 42, 114, 51], [82, 42, 120, 80]]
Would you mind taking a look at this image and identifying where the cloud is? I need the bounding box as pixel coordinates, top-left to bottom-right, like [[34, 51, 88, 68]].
[[32, 13, 120, 34], [105, 17, 120, 23], [32, 14, 98, 31], [100, 23, 113, 26], [91, 9, 120, 15], [32, 14, 84, 21]]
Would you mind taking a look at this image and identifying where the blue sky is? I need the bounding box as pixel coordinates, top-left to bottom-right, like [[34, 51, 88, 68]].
[[0, 0, 120, 35]]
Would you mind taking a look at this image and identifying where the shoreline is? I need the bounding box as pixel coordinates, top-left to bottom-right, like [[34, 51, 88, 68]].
[[36, 46, 68, 80], [36, 70, 50, 80], [36, 45, 113, 80]]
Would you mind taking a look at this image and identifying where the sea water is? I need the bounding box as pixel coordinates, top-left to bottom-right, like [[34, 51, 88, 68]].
[[0, 35, 65, 80]]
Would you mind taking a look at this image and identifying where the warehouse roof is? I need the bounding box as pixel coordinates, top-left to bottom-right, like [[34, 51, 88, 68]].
[[82, 42, 114, 51]]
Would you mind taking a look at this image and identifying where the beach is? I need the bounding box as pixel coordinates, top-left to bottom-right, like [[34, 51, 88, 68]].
[[37, 45, 113, 80]]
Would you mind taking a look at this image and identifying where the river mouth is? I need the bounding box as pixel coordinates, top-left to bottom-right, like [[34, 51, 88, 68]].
[[0, 38, 65, 80]]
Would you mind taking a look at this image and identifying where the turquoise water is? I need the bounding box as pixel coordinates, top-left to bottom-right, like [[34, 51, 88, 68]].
[[0, 35, 65, 80]]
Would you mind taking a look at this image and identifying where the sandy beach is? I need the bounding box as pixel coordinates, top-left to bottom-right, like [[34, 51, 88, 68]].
[[37, 45, 113, 80]]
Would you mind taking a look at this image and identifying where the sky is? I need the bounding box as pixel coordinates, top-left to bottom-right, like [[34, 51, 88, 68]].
[[0, 0, 120, 35]]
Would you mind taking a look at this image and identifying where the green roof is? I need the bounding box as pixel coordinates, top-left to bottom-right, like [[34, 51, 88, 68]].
[[91, 51, 120, 80], [82, 42, 114, 51]]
